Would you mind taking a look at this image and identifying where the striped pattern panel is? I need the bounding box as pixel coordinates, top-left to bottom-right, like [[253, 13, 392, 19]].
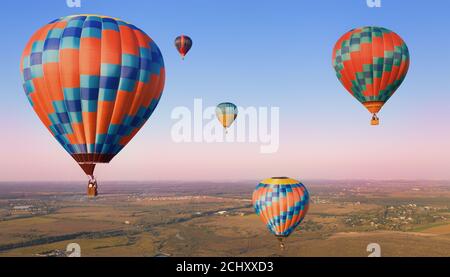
[[252, 178, 309, 237], [20, 15, 165, 163], [216, 102, 238, 128], [332, 26, 409, 106]]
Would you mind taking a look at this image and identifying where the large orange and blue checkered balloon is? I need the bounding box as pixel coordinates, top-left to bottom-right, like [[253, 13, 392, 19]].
[[20, 15, 165, 176], [332, 27, 409, 125], [252, 177, 309, 238]]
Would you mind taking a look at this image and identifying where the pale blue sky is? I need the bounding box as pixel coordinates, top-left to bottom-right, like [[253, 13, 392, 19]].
[[1, 0, 450, 181]]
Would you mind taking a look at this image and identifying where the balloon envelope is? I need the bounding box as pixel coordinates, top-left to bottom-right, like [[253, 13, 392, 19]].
[[332, 26, 409, 124], [252, 177, 309, 238], [216, 102, 238, 129], [20, 15, 165, 176], [174, 35, 192, 58]]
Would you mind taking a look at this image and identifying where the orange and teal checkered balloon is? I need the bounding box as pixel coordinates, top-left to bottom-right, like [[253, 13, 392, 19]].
[[332, 26, 409, 120]]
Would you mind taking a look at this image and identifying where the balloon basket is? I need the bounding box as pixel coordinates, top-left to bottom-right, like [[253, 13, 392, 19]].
[[87, 177, 98, 197], [371, 114, 379, 126], [277, 237, 285, 251]]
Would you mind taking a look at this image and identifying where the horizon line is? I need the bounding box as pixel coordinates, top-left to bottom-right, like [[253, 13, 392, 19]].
[[1, 178, 450, 184]]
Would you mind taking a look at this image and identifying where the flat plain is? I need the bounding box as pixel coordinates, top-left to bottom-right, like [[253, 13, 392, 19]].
[[0, 180, 449, 256]]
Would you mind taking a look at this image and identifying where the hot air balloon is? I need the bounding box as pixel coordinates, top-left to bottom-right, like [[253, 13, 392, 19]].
[[216, 102, 238, 132], [20, 15, 165, 196], [252, 177, 309, 249], [332, 26, 410, 125], [174, 35, 192, 59]]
